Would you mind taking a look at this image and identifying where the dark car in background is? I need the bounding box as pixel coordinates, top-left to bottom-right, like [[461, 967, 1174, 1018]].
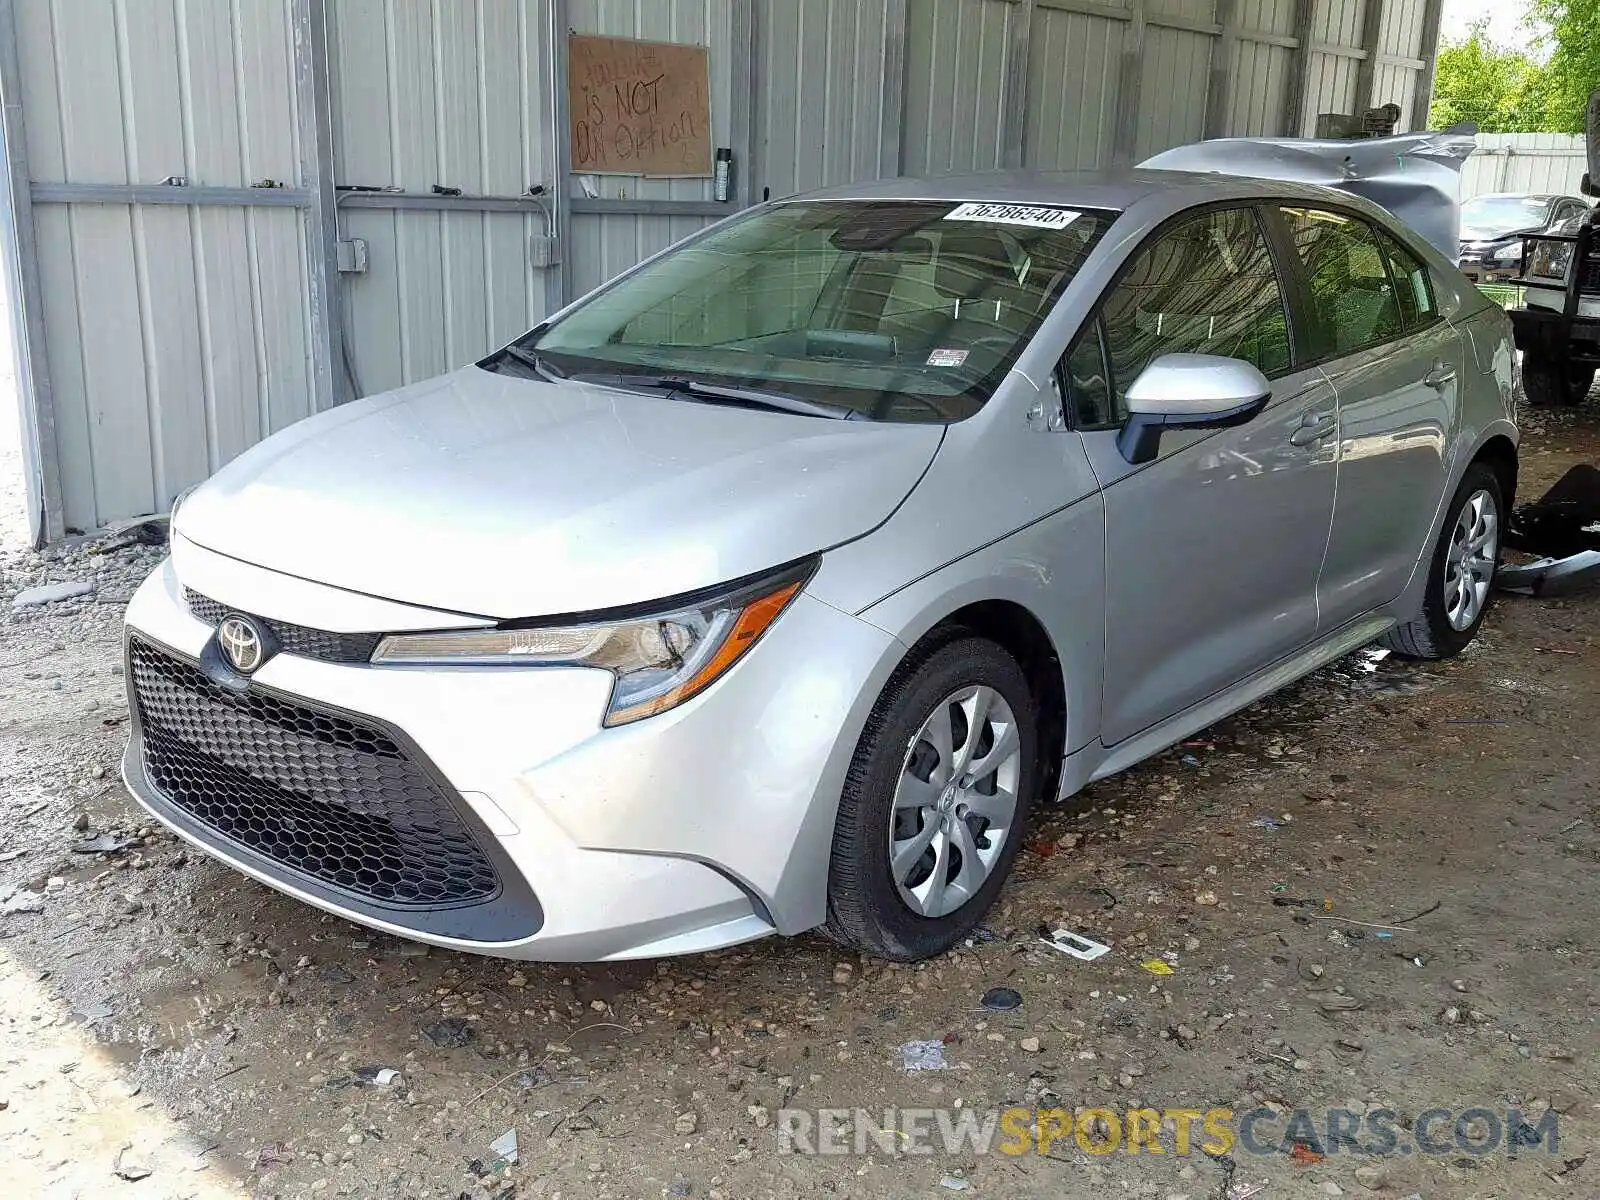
[[1458, 193, 1591, 283]]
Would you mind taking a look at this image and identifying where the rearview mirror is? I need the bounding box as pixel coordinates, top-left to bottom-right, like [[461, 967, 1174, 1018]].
[[1116, 353, 1271, 465]]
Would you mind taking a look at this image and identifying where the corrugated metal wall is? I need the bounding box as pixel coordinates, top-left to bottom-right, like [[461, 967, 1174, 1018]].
[[328, 0, 556, 397], [14, 0, 312, 534], [1459, 133, 1588, 201], [4, 0, 1447, 541]]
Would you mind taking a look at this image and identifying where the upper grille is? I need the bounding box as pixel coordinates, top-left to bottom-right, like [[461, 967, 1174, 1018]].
[[129, 637, 500, 908], [185, 588, 383, 664]]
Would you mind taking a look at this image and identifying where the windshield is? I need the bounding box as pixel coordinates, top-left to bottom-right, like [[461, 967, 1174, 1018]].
[[1461, 196, 1550, 237], [527, 200, 1114, 422]]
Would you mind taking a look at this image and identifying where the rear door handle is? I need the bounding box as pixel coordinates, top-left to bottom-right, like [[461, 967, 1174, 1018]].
[[1289, 410, 1337, 447], [1424, 363, 1457, 389]]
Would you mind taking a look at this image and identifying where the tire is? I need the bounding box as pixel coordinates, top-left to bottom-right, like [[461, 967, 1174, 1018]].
[[822, 636, 1038, 961], [1378, 463, 1503, 660], [1522, 356, 1594, 407]]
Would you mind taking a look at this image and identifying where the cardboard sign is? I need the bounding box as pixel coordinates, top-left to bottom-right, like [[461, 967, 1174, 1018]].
[[568, 34, 712, 178]]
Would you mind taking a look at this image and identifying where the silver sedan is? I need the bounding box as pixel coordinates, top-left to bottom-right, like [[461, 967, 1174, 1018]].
[[122, 171, 1517, 962]]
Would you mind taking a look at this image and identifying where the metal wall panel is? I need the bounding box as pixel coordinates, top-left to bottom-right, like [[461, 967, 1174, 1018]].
[[1459, 133, 1588, 201], [1303, 51, 1358, 132], [328, 0, 559, 398], [5, 0, 1449, 540], [1135, 26, 1212, 159], [1228, 39, 1292, 135], [14, 0, 311, 533], [901, 0, 1014, 176], [1022, 7, 1122, 171], [1236, 0, 1295, 35], [756, 0, 892, 199], [565, 0, 734, 299]]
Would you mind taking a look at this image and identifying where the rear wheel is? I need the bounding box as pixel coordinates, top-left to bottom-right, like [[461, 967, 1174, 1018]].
[[1522, 354, 1594, 407], [1378, 463, 1502, 660], [823, 637, 1037, 961]]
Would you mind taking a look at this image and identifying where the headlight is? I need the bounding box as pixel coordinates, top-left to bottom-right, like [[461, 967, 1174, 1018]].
[[371, 559, 815, 726], [1526, 238, 1574, 281], [1492, 242, 1523, 264]]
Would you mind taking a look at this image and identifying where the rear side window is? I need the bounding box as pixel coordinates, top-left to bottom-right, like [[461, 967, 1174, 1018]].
[[1376, 230, 1437, 330], [1278, 207, 1402, 357], [1088, 207, 1291, 420]]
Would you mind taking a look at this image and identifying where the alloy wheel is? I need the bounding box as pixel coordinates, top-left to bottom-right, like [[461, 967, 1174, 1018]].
[[1444, 487, 1498, 631], [888, 685, 1022, 919]]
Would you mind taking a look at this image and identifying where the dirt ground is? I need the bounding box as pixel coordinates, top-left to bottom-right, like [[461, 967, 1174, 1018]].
[[2, 402, 1599, 1200]]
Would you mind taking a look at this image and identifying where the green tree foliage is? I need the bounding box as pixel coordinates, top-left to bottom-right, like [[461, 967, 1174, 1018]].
[[1527, 0, 1599, 134], [1426, 25, 1551, 132]]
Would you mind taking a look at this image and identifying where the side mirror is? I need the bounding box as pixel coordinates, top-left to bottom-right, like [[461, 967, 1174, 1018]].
[[1116, 353, 1271, 465]]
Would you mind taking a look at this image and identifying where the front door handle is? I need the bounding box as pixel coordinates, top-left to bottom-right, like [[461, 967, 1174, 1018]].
[[1423, 362, 1457, 389], [1289, 411, 1337, 447]]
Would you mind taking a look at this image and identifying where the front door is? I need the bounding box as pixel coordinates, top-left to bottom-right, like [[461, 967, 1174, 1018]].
[[1063, 206, 1337, 746]]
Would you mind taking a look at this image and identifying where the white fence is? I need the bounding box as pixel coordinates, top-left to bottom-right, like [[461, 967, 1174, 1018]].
[[1460, 132, 1587, 201]]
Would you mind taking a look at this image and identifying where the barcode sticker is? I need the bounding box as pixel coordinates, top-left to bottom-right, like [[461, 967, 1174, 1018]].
[[944, 202, 1080, 229]]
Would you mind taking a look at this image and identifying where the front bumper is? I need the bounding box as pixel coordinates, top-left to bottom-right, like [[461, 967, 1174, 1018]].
[[1509, 304, 1600, 366], [122, 548, 903, 960]]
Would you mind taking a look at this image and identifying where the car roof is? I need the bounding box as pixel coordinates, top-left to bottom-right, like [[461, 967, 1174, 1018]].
[[786, 168, 1359, 212], [1465, 192, 1577, 203]]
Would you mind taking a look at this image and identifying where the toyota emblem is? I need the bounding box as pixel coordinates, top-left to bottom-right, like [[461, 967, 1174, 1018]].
[[218, 615, 266, 674]]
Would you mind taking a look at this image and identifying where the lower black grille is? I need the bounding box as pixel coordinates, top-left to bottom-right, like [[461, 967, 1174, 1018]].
[[1579, 256, 1600, 296], [129, 637, 499, 908], [184, 588, 383, 664]]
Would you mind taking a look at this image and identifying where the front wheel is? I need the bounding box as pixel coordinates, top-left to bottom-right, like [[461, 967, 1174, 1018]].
[[1522, 355, 1594, 407], [822, 637, 1037, 961], [1378, 463, 1502, 660]]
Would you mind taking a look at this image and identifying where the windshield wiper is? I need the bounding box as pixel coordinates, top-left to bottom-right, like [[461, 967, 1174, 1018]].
[[486, 342, 566, 382], [576, 372, 855, 420]]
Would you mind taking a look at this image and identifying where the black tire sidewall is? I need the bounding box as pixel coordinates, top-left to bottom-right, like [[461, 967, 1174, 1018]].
[[830, 638, 1038, 960], [1420, 465, 1503, 655]]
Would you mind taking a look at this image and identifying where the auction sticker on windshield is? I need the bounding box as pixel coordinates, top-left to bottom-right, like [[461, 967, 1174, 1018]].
[[944, 202, 1080, 229]]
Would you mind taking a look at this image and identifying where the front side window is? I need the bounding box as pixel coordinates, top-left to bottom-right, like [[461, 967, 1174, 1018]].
[[528, 200, 1113, 422], [1086, 207, 1291, 422], [1278, 207, 1402, 357]]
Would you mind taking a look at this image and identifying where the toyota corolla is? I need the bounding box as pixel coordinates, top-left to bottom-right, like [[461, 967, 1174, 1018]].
[[122, 171, 1517, 962]]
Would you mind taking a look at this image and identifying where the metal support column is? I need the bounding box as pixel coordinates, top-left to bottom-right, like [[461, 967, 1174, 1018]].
[[730, 0, 756, 207], [540, 0, 572, 314], [1353, 0, 1388, 113], [292, 0, 344, 411], [1413, 0, 1444, 129], [1111, 0, 1147, 165], [1284, 0, 1317, 137], [879, 0, 907, 179], [0, 0, 61, 544], [1000, 0, 1035, 169], [1204, 0, 1238, 139]]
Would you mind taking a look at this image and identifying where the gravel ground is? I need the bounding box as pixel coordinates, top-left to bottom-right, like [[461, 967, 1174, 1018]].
[[1, 400, 1598, 1200]]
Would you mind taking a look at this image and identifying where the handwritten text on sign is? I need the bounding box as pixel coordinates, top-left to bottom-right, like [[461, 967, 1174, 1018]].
[[568, 35, 712, 178]]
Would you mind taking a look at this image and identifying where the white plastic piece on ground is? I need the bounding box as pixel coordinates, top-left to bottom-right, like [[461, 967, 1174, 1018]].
[[489, 1128, 518, 1164], [1140, 130, 1478, 259], [11, 580, 93, 608], [1039, 928, 1112, 961]]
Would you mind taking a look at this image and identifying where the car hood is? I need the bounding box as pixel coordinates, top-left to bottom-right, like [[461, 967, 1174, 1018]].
[[176, 366, 944, 619], [1459, 224, 1537, 244]]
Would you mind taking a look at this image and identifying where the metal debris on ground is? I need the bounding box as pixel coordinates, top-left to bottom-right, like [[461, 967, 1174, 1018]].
[[112, 1145, 152, 1181], [979, 986, 1022, 1012], [488, 1127, 519, 1165], [1498, 463, 1600, 596], [422, 1016, 473, 1048], [899, 1040, 950, 1072], [1252, 815, 1282, 831], [1037, 928, 1111, 961], [70, 833, 134, 854], [10, 581, 94, 608]]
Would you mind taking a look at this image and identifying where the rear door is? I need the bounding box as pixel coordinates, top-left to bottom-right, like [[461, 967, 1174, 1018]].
[[1271, 206, 1458, 626], [1068, 205, 1338, 746]]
